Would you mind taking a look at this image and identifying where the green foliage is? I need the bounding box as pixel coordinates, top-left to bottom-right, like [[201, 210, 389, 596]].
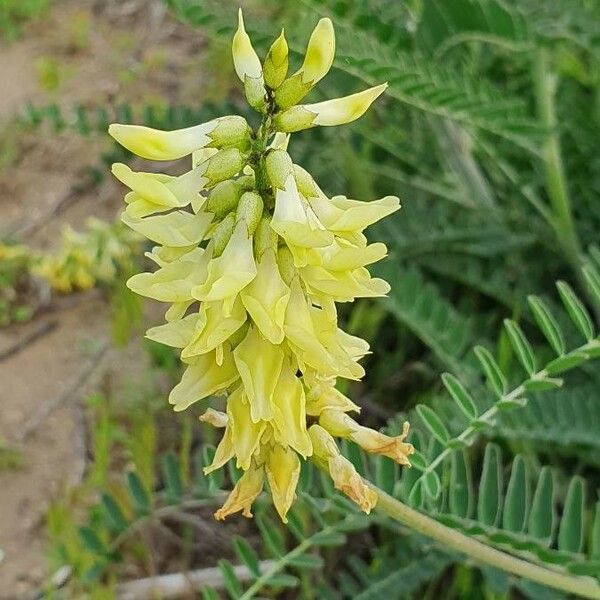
[[0, 0, 48, 40]]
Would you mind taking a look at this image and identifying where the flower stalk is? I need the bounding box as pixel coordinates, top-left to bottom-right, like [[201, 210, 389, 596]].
[[372, 484, 600, 599]]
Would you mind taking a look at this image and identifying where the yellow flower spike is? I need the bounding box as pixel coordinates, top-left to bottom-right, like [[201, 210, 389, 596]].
[[114, 13, 409, 521], [266, 444, 301, 523], [319, 410, 414, 466], [108, 115, 250, 161], [274, 83, 388, 133], [232, 9, 262, 82], [233, 325, 284, 423], [227, 386, 267, 470], [308, 424, 377, 513], [272, 362, 313, 457], [169, 344, 239, 412], [214, 462, 264, 520]]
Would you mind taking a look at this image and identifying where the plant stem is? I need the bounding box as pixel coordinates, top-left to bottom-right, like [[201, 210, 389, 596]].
[[372, 485, 600, 599], [532, 48, 581, 269]]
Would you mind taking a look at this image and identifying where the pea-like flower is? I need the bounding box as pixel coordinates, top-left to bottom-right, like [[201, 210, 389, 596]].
[[109, 12, 413, 522]]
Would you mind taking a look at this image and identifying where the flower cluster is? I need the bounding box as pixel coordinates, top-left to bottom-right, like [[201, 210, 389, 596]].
[[34, 218, 139, 293], [109, 11, 413, 522]]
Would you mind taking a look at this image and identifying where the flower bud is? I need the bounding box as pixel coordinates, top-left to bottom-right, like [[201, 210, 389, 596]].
[[236, 191, 264, 235], [308, 424, 377, 513], [253, 215, 278, 258], [214, 462, 264, 520], [305, 383, 360, 416], [108, 116, 249, 161], [265, 149, 294, 190], [275, 18, 335, 109], [274, 84, 387, 133], [244, 76, 268, 113], [293, 164, 324, 199], [232, 9, 262, 82], [265, 445, 300, 523], [206, 179, 243, 218], [319, 409, 414, 466], [212, 212, 236, 257], [264, 30, 289, 90], [204, 148, 246, 185], [276, 246, 296, 286], [200, 408, 228, 428], [208, 115, 252, 150]]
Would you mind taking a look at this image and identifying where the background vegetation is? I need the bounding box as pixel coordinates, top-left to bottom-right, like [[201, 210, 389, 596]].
[[1, 0, 599, 598]]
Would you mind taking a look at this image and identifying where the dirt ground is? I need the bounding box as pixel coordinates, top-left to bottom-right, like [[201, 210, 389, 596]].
[[0, 1, 216, 596]]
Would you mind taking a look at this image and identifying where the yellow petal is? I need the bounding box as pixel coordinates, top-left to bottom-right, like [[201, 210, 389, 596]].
[[122, 210, 212, 247], [310, 84, 388, 126], [309, 195, 400, 232], [272, 363, 313, 457], [182, 297, 247, 359], [109, 121, 216, 160], [240, 247, 290, 344], [227, 386, 266, 470], [145, 313, 201, 348], [127, 247, 209, 302], [169, 345, 238, 411], [301, 265, 390, 302], [270, 174, 332, 249], [233, 326, 285, 422], [299, 18, 335, 85], [214, 462, 264, 520], [305, 381, 360, 416], [192, 221, 257, 303], [232, 9, 262, 81], [204, 425, 235, 474], [266, 445, 300, 523]]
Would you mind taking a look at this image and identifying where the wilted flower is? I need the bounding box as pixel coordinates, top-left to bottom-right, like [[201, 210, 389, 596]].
[[110, 12, 412, 522]]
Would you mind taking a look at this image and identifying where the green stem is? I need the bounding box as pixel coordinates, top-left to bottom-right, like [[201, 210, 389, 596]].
[[532, 48, 581, 268], [372, 485, 600, 599]]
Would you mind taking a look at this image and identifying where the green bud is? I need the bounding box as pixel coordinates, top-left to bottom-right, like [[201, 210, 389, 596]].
[[264, 30, 289, 90], [237, 174, 256, 191], [276, 245, 296, 285], [293, 164, 321, 198], [253, 215, 278, 258], [265, 149, 293, 189], [273, 106, 316, 133], [206, 179, 242, 218], [208, 115, 252, 150], [212, 212, 236, 257], [244, 76, 267, 113], [236, 191, 263, 235], [274, 72, 313, 110], [204, 148, 246, 185]]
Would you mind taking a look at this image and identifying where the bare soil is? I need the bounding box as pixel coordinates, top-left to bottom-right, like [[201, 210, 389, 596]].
[[0, 1, 217, 596]]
